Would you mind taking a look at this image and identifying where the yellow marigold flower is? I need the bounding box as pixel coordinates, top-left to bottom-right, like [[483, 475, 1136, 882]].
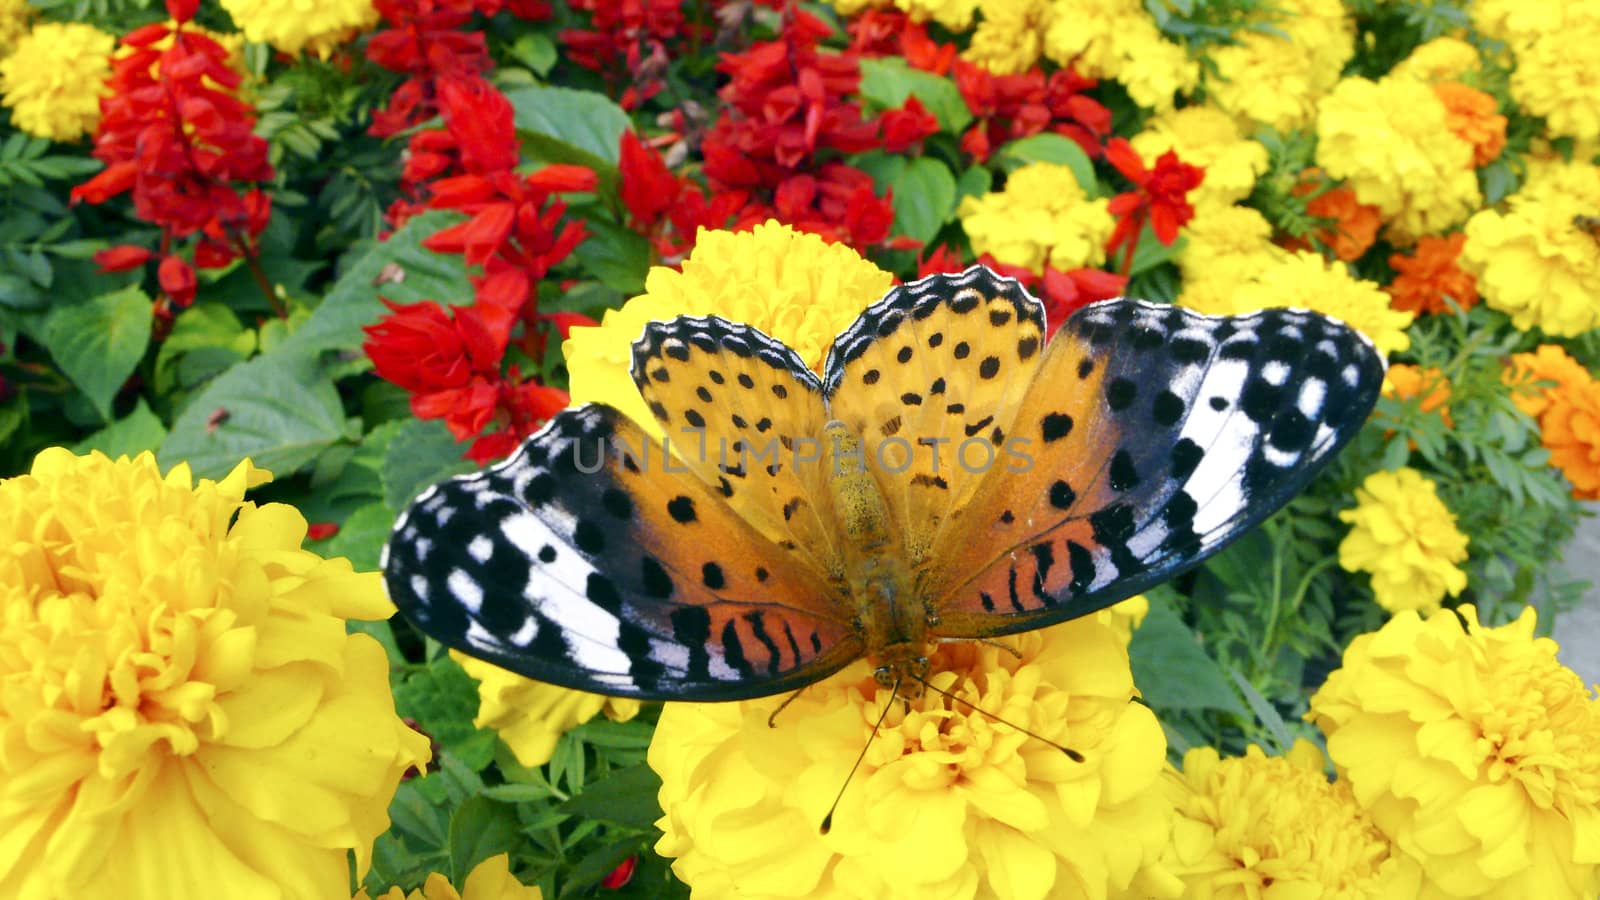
[[650, 620, 1177, 899], [218, 0, 380, 57], [958, 161, 1115, 275], [896, 0, 980, 31], [1433, 82, 1507, 167], [964, 0, 1053, 74], [1315, 76, 1481, 244], [1389, 36, 1482, 84], [1175, 205, 1285, 316], [0, 449, 431, 900], [1130, 106, 1269, 209], [1164, 740, 1410, 897], [1232, 251, 1414, 357], [1099, 594, 1149, 646], [0, 0, 29, 57], [1203, 0, 1354, 133], [826, 0, 891, 15], [1309, 604, 1600, 899], [1506, 5, 1600, 141], [1461, 159, 1600, 337], [564, 222, 892, 436], [1506, 345, 1600, 500], [1383, 364, 1454, 428], [358, 854, 542, 900], [1337, 467, 1468, 614], [451, 651, 641, 768], [0, 21, 113, 141], [1042, 0, 1197, 110], [1468, 0, 1560, 41]]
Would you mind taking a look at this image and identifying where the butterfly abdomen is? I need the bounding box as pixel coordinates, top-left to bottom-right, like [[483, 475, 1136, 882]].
[[823, 420, 928, 688]]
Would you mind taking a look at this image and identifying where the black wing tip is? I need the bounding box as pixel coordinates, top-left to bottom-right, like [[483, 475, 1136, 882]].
[[630, 314, 820, 392]]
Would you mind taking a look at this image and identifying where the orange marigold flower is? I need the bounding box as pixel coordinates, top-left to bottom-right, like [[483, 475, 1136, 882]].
[[1295, 178, 1382, 261], [1433, 81, 1507, 167], [1506, 344, 1591, 418], [1384, 363, 1454, 427], [1387, 232, 1478, 315], [1506, 345, 1600, 499]]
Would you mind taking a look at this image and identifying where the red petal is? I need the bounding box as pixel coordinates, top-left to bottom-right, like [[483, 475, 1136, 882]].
[[94, 245, 154, 273]]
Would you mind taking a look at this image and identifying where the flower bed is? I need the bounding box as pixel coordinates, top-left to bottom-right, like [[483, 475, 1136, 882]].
[[1, 0, 1597, 897]]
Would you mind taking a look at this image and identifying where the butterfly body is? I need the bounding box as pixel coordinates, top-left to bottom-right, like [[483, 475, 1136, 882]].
[[384, 266, 1385, 703]]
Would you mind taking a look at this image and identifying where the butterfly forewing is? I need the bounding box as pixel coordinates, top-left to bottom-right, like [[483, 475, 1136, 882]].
[[924, 298, 1385, 636], [823, 267, 1047, 567], [383, 404, 860, 701]]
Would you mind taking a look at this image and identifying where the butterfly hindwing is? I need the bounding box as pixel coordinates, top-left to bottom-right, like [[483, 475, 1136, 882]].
[[823, 266, 1047, 567], [924, 299, 1385, 636], [383, 404, 860, 701], [633, 315, 845, 584]]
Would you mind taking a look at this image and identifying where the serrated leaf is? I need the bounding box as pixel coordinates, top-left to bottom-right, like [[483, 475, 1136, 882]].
[[997, 134, 1098, 196], [383, 417, 479, 511], [1128, 598, 1249, 716], [157, 350, 347, 479], [394, 654, 499, 771], [572, 215, 651, 294], [280, 212, 473, 357], [891, 157, 958, 244], [44, 285, 152, 421], [447, 796, 522, 885], [558, 764, 664, 830], [70, 398, 166, 458], [506, 83, 628, 166], [857, 57, 972, 133]]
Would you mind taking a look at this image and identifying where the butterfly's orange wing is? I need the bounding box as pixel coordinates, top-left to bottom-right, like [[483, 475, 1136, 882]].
[[921, 298, 1385, 636]]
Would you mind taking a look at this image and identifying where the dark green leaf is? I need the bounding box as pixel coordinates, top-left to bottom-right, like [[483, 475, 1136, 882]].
[[955, 164, 992, 204], [394, 654, 499, 771], [890, 157, 958, 244], [157, 350, 348, 479], [318, 501, 396, 572], [506, 84, 629, 166], [1129, 598, 1249, 715], [558, 763, 664, 830], [1229, 669, 1296, 753], [382, 417, 478, 511], [572, 216, 652, 294], [70, 398, 166, 458], [857, 57, 972, 133], [448, 796, 523, 885], [44, 285, 152, 421], [997, 134, 1099, 196], [280, 212, 473, 357]]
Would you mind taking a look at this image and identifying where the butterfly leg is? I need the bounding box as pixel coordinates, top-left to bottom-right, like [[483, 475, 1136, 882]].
[[766, 685, 810, 728]]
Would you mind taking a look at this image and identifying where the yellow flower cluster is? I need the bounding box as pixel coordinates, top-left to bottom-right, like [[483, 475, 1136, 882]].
[[1208, 250, 1414, 358], [0, 450, 430, 900], [358, 854, 541, 900], [1461, 158, 1600, 337], [452, 651, 641, 768], [1310, 605, 1600, 898], [1164, 740, 1408, 897], [564, 222, 891, 434], [0, 0, 28, 57], [1315, 75, 1481, 244], [1175, 205, 1284, 314], [650, 620, 1176, 899], [958, 161, 1114, 274], [1203, 0, 1355, 133], [1389, 36, 1482, 84], [964, 0, 1052, 75], [1507, 345, 1600, 500], [1042, 0, 1197, 109], [0, 21, 113, 141], [1474, 1, 1600, 141], [1130, 106, 1269, 211], [1337, 467, 1469, 614], [218, 0, 379, 57]]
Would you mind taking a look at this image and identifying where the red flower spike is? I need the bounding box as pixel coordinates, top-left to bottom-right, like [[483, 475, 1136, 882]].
[[94, 245, 155, 273], [1104, 138, 1204, 271], [164, 0, 199, 23], [158, 255, 197, 308], [619, 130, 680, 227], [438, 76, 518, 174], [880, 95, 940, 153]]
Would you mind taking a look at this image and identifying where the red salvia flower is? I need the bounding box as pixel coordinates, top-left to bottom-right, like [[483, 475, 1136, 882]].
[[955, 62, 1110, 163], [879, 95, 940, 154], [1104, 138, 1204, 271]]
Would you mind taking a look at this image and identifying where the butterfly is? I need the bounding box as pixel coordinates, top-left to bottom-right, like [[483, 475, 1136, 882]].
[[382, 265, 1384, 701]]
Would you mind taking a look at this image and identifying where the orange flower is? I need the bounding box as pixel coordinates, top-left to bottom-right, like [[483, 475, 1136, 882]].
[[1387, 232, 1478, 315], [1506, 345, 1600, 499], [1433, 81, 1507, 167], [1295, 177, 1382, 261], [1384, 363, 1454, 427]]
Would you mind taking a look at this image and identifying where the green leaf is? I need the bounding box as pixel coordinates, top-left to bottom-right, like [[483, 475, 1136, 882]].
[[317, 501, 396, 572], [157, 350, 348, 479], [890, 157, 958, 244], [447, 796, 523, 885], [507, 31, 559, 75], [1128, 598, 1249, 716], [394, 653, 500, 770], [382, 417, 478, 511], [43, 285, 152, 421], [558, 763, 664, 830], [155, 303, 256, 394], [997, 134, 1099, 196], [857, 57, 972, 133], [280, 212, 473, 357], [506, 83, 629, 166], [572, 215, 652, 294], [955, 164, 992, 204], [70, 398, 167, 458], [1229, 669, 1296, 753]]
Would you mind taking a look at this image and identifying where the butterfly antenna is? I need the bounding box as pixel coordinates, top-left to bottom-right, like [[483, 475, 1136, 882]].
[[819, 676, 899, 835], [767, 686, 808, 728], [910, 673, 1085, 763]]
